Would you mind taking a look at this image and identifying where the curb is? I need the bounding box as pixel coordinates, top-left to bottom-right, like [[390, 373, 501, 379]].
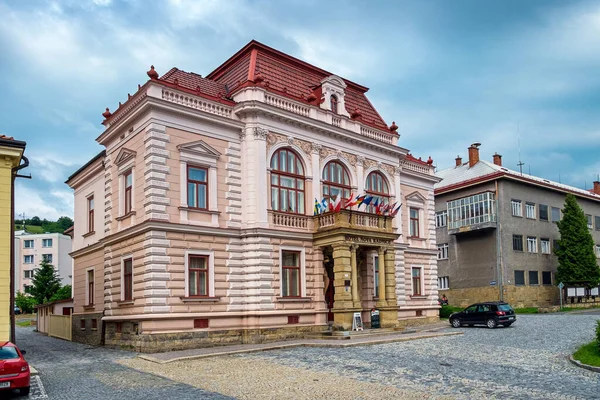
[[138, 330, 463, 364], [568, 355, 600, 373]]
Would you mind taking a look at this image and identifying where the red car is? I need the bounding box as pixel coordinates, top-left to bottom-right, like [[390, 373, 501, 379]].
[[0, 342, 30, 396]]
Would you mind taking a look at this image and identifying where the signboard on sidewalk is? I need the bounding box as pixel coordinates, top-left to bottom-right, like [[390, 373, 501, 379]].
[[352, 312, 363, 331], [370, 309, 380, 329]]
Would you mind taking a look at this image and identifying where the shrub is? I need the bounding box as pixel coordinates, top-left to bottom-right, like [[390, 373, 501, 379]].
[[439, 305, 463, 318], [596, 320, 600, 352], [15, 292, 37, 314]]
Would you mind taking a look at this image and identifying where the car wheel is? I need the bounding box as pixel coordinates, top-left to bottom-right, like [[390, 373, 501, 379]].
[[20, 386, 30, 396], [486, 319, 497, 329], [450, 318, 461, 328]]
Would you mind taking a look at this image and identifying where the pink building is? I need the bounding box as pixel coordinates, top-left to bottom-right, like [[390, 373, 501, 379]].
[[66, 41, 441, 351]]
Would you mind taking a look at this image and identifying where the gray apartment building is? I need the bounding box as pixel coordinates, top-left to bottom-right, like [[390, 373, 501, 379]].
[[434, 143, 600, 308]]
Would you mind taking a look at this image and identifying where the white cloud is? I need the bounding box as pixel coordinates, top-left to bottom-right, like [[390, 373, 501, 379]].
[[14, 183, 73, 220], [165, 0, 255, 34]]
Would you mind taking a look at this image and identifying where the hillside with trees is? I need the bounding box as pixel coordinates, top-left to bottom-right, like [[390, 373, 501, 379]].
[[14, 216, 73, 234]]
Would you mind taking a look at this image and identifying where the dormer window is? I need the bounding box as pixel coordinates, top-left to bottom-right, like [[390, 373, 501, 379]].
[[330, 95, 338, 114]]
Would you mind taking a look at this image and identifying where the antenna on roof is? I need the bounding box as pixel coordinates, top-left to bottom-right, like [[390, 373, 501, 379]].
[[558, 173, 561, 183], [517, 123, 524, 176]]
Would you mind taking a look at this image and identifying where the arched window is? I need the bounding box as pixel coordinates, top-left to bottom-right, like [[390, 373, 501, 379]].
[[322, 160, 351, 203], [330, 95, 338, 114], [365, 171, 390, 213], [270, 148, 305, 214]]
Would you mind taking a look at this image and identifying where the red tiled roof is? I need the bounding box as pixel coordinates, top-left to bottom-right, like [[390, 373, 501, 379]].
[[159, 67, 228, 98], [405, 154, 432, 166]]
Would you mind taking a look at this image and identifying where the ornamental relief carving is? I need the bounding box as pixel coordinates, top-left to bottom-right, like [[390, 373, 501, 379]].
[[265, 133, 313, 159], [253, 127, 268, 140], [342, 151, 358, 167], [319, 146, 336, 160], [363, 159, 377, 169], [382, 164, 396, 176]]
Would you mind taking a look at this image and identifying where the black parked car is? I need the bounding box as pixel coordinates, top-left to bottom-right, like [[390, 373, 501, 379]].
[[449, 301, 516, 329]]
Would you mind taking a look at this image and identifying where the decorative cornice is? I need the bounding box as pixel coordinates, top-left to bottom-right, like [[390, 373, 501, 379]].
[[310, 143, 322, 155]]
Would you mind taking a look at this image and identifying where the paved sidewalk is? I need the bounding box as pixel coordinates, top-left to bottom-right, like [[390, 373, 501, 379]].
[[140, 322, 459, 364]]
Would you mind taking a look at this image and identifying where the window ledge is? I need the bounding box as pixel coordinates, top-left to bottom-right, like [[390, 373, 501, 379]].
[[409, 237, 426, 241], [116, 211, 136, 221], [180, 297, 221, 303], [178, 207, 220, 215], [276, 297, 312, 303], [83, 305, 95, 310], [410, 296, 428, 299], [82, 231, 95, 238], [116, 300, 134, 306]]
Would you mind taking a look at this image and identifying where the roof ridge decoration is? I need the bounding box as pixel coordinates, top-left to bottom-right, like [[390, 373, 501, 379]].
[[114, 147, 137, 166], [177, 140, 221, 159]]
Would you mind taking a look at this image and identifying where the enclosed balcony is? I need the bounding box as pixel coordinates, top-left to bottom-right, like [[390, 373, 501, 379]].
[[447, 192, 497, 235]]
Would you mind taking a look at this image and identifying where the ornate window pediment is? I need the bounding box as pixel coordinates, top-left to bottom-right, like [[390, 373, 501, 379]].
[[177, 140, 221, 159], [114, 148, 136, 167], [406, 191, 426, 204], [319, 75, 350, 117]]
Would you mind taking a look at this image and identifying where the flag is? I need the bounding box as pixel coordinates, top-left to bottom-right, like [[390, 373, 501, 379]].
[[345, 192, 358, 208], [373, 198, 381, 214], [361, 196, 374, 208], [333, 194, 342, 212], [355, 194, 366, 207], [383, 202, 395, 215], [391, 203, 402, 217], [320, 198, 328, 213], [380, 202, 390, 215], [314, 199, 320, 215]]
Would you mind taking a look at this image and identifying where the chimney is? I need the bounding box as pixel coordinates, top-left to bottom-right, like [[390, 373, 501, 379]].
[[455, 155, 462, 167], [493, 152, 502, 167], [468, 143, 481, 168], [593, 181, 600, 195]]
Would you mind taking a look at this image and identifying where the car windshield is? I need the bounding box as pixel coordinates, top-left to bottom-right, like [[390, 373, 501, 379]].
[[0, 346, 19, 360], [498, 304, 513, 312]]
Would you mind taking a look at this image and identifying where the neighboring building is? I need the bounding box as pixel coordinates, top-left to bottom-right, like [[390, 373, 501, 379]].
[[435, 143, 600, 308], [14, 233, 73, 293], [67, 40, 440, 351], [0, 134, 27, 342], [35, 298, 74, 336]]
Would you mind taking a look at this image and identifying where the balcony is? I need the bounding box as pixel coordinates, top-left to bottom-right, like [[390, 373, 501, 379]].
[[446, 191, 497, 235], [447, 215, 497, 235]]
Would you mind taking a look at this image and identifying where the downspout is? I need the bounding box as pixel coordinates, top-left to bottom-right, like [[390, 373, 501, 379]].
[[495, 180, 503, 301], [11, 156, 29, 344]]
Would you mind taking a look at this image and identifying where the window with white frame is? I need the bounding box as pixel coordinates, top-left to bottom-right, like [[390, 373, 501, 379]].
[[42, 238, 52, 248], [511, 200, 522, 217], [540, 238, 551, 254], [527, 236, 537, 253], [586, 214, 593, 229], [526, 203, 536, 219], [24, 240, 33, 249], [24, 255, 33, 264], [178, 140, 220, 216], [411, 267, 423, 296], [24, 270, 32, 279], [438, 276, 449, 290], [42, 254, 53, 264], [184, 251, 215, 298], [596, 245, 600, 258], [437, 243, 449, 260], [435, 211, 447, 228], [447, 192, 496, 230], [551, 207, 561, 222]]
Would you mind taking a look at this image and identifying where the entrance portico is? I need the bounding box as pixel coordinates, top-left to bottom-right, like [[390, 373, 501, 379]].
[[314, 210, 400, 330]]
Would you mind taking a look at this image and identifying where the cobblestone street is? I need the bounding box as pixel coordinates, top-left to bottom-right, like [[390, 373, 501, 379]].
[[14, 312, 600, 399]]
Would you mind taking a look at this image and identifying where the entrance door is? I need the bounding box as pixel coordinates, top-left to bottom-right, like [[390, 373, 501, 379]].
[[324, 259, 335, 322]]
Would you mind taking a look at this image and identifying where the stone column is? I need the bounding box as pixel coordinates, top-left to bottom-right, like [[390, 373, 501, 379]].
[[350, 245, 360, 307], [332, 243, 353, 330], [253, 127, 269, 228], [377, 246, 387, 307], [384, 247, 397, 306]]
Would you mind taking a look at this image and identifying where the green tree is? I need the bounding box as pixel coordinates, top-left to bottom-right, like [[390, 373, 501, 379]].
[[30, 216, 42, 226], [49, 285, 72, 302], [15, 292, 37, 314], [555, 194, 600, 286], [56, 216, 74, 231], [28, 259, 62, 304]]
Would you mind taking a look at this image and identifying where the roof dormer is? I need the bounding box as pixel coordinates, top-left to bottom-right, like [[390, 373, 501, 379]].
[[319, 75, 350, 117]]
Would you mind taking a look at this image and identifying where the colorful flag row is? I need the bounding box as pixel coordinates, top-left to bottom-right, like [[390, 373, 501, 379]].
[[313, 192, 402, 216]]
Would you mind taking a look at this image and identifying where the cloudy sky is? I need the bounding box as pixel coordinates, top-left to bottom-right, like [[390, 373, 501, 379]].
[[1, 0, 600, 220]]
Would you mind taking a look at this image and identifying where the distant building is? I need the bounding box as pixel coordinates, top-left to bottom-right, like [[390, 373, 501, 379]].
[[14, 233, 72, 294], [0, 134, 27, 342], [434, 143, 600, 308]]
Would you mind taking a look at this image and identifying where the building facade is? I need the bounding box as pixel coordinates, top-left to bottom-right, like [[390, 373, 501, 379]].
[[0, 135, 26, 342], [67, 41, 440, 351], [14, 232, 72, 294], [435, 144, 600, 308]]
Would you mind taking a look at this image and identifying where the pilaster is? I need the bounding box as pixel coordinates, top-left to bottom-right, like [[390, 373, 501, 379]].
[[384, 247, 397, 306], [143, 123, 170, 222]]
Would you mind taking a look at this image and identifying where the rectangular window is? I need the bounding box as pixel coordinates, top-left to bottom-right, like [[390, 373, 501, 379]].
[[42, 239, 52, 248], [527, 236, 537, 253], [88, 196, 94, 233], [187, 166, 208, 210], [542, 271, 552, 285], [514, 270, 525, 286], [435, 211, 447, 228], [24, 285, 32, 294], [437, 243, 449, 260], [24, 255, 34, 264], [446, 192, 496, 230], [188, 255, 209, 297], [374, 256, 379, 298], [553, 240, 560, 251], [596, 245, 600, 258], [193, 318, 209, 329], [24, 270, 32, 278], [411, 267, 422, 296], [24, 240, 33, 249], [529, 271, 539, 285], [281, 251, 301, 297], [525, 203, 536, 219], [87, 270, 94, 306], [80, 319, 86, 330], [596, 216, 600, 231], [438, 276, 449, 290], [540, 239, 550, 254], [512, 235, 523, 251], [124, 170, 133, 214], [586, 214, 593, 229], [91, 319, 98, 330], [409, 208, 420, 237], [42, 254, 52, 264], [539, 204, 549, 221], [123, 258, 133, 301], [511, 200, 522, 217], [551, 207, 561, 222]]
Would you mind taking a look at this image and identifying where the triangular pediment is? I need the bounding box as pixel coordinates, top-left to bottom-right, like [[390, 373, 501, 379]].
[[114, 148, 137, 166], [405, 191, 427, 203], [177, 140, 221, 159]]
